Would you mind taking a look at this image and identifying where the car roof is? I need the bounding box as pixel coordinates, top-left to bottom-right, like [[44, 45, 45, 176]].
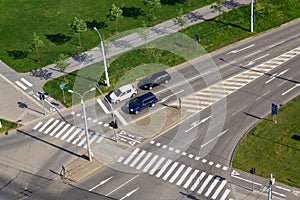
[[151, 70, 169, 78], [117, 84, 134, 92], [138, 92, 155, 100]]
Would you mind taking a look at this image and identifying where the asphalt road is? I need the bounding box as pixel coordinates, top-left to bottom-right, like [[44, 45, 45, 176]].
[[0, 18, 299, 200]]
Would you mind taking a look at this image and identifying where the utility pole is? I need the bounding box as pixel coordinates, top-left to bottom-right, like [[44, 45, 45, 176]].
[[250, 0, 254, 32], [268, 174, 275, 200]]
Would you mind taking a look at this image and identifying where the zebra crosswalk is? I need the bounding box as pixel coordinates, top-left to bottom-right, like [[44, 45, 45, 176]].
[[117, 148, 233, 200], [181, 46, 300, 113], [15, 77, 33, 91], [32, 118, 104, 149]]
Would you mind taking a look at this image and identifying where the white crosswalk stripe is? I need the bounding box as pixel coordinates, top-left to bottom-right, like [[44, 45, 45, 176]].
[[116, 148, 232, 199], [55, 124, 70, 138], [49, 121, 65, 136], [67, 128, 81, 143], [38, 118, 54, 132], [61, 126, 75, 140], [220, 189, 231, 200], [44, 120, 59, 134], [178, 47, 300, 114]]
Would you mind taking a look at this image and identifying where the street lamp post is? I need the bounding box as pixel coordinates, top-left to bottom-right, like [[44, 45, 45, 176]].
[[95, 83, 118, 142], [68, 87, 96, 161], [93, 27, 110, 87]]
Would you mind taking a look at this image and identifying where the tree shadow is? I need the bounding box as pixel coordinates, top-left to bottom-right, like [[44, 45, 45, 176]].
[[121, 6, 144, 19], [86, 20, 107, 30], [291, 135, 300, 142], [29, 68, 53, 80], [161, 0, 185, 5], [45, 33, 72, 45], [209, 18, 249, 32], [7, 50, 29, 60]]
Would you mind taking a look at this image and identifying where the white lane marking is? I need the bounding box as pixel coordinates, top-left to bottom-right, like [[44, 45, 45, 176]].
[[33, 122, 43, 130], [89, 176, 113, 191], [156, 159, 172, 178], [198, 174, 214, 194], [66, 129, 81, 143], [61, 126, 75, 140], [185, 116, 211, 133], [130, 150, 146, 168], [117, 156, 124, 163], [272, 191, 286, 197], [97, 99, 110, 114], [215, 164, 221, 168], [105, 175, 139, 196], [169, 164, 185, 183], [149, 157, 165, 175], [136, 152, 152, 170], [244, 50, 261, 58], [209, 161, 214, 166], [183, 169, 199, 189], [162, 162, 178, 181], [222, 166, 228, 171], [227, 44, 255, 54], [55, 124, 70, 138], [275, 185, 291, 192], [44, 120, 60, 134], [269, 40, 285, 49], [255, 91, 270, 101], [232, 105, 247, 116], [176, 167, 192, 186], [253, 54, 269, 62], [49, 121, 65, 136], [113, 110, 128, 126], [142, 154, 159, 172], [205, 177, 219, 197], [72, 131, 85, 144], [77, 136, 87, 147], [123, 148, 140, 165], [231, 173, 262, 186], [119, 187, 140, 200], [212, 180, 227, 199], [15, 81, 27, 90], [219, 60, 237, 69], [20, 78, 33, 87], [219, 189, 231, 200], [282, 84, 299, 96], [201, 129, 229, 148], [190, 172, 206, 191], [38, 118, 54, 132], [70, 111, 75, 115]]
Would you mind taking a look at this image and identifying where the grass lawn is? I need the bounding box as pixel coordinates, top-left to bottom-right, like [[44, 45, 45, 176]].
[[44, 0, 300, 107], [232, 96, 300, 188], [0, 119, 20, 134], [0, 0, 215, 72]]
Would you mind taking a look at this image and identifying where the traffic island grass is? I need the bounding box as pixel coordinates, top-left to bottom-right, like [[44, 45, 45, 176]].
[[0, 119, 20, 134], [232, 96, 300, 188]]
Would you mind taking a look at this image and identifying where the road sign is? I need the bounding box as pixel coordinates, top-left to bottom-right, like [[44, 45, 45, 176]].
[[60, 83, 65, 89], [271, 103, 278, 115]]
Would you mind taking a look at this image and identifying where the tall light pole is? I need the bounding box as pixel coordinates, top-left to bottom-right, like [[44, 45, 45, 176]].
[[68, 87, 96, 161], [250, 0, 254, 32], [93, 27, 110, 87], [95, 83, 118, 142]]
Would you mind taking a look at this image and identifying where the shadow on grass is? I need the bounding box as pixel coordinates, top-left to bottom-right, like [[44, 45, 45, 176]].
[[250, 132, 300, 152], [7, 50, 29, 60], [45, 33, 72, 45], [86, 20, 107, 30], [243, 112, 273, 122], [121, 6, 144, 19], [291, 135, 300, 142], [210, 19, 249, 32], [161, 0, 185, 5]]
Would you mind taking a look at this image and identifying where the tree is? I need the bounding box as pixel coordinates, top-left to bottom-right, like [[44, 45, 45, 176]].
[[55, 54, 71, 83], [173, 8, 187, 30], [211, 0, 224, 16], [29, 32, 44, 63], [137, 21, 150, 47], [69, 17, 87, 48], [108, 4, 123, 33], [143, 0, 161, 19]]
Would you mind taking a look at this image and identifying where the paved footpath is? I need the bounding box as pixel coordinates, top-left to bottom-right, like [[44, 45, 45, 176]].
[[0, 0, 250, 124]]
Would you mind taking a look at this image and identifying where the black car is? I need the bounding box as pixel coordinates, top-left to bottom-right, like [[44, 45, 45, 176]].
[[138, 70, 171, 90], [128, 92, 158, 114]]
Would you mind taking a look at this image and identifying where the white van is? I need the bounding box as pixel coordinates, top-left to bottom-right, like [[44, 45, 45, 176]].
[[107, 84, 137, 104]]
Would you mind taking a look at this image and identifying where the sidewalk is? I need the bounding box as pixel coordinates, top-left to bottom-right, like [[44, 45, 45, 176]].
[[0, 0, 250, 124]]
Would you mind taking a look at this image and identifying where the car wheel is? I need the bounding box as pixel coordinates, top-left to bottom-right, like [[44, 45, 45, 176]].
[[164, 80, 169, 84], [135, 110, 139, 115], [150, 103, 155, 107], [116, 100, 120, 104], [149, 86, 153, 90], [131, 93, 137, 97]]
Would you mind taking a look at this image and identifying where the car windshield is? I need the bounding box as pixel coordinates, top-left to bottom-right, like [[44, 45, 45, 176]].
[[113, 89, 122, 97], [132, 98, 141, 106]]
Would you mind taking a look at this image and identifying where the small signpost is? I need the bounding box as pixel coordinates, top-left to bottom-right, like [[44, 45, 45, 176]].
[[271, 103, 278, 124], [60, 83, 66, 103], [195, 33, 200, 42]]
